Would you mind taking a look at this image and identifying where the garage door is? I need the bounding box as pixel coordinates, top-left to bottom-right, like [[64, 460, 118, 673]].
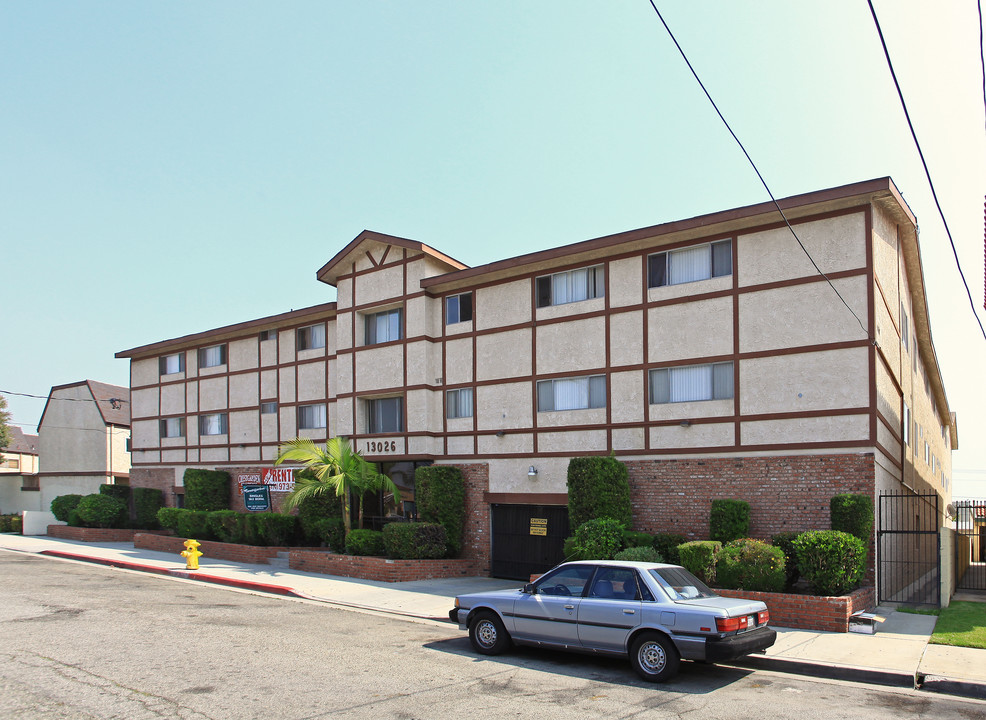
[[491, 504, 570, 580]]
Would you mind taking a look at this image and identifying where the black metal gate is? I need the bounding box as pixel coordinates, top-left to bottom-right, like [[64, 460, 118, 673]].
[[954, 501, 986, 592], [878, 491, 940, 606], [491, 504, 569, 580]]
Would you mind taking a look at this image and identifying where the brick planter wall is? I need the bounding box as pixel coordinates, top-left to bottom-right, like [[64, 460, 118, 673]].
[[715, 586, 876, 633], [290, 550, 480, 582], [47, 526, 171, 543], [453, 463, 490, 574], [134, 533, 292, 564]]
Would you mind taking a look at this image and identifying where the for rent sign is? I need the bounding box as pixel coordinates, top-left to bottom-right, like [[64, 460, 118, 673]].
[[236, 467, 296, 494]]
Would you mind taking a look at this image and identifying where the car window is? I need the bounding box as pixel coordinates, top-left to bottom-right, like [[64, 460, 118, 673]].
[[536, 565, 594, 596], [588, 568, 642, 600], [649, 567, 717, 601]]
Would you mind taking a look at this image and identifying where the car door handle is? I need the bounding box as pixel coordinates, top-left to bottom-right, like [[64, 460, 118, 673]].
[[623, 609, 635, 615], [564, 605, 575, 610]]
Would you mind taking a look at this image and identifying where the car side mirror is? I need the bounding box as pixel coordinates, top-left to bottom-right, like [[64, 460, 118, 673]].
[[523, 583, 538, 595]]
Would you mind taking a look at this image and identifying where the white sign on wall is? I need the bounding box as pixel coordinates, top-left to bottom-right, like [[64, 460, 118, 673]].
[[236, 467, 296, 494]]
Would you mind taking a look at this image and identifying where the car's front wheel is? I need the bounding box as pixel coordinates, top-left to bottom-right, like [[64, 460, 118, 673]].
[[630, 632, 679, 682], [469, 611, 511, 655]]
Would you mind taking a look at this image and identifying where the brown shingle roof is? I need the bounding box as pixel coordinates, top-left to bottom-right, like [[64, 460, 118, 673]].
[[3, 426, 39, 455]]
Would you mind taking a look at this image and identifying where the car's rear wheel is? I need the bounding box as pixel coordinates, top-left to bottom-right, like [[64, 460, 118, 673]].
[[630, 632, 679, 682], [469, 611, 510, 655]]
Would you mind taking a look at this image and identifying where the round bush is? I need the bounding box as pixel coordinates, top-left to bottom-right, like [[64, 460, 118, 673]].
[[771, 531, 801, 590], [51, 494, 84, 522], [677, 541, 722, 584], [715, 538, 785, 592], [613, 546, 663, 563], [383, 522, 447, 559], [710, 499, 750, 543], [567, 457, 632, 529], [623, 530, 653, 549], [830, 494, 874, 542], [345, 529, 385, 556], [315, 518, 346, 552], [793, 530, 866, 596], [652, 532, 686, 565], [573, 518, 625, 560], [74, 494, 127, 529]]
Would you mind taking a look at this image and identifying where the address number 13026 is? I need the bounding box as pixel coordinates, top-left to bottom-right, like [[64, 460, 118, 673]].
[[367, 440, 398, 453]]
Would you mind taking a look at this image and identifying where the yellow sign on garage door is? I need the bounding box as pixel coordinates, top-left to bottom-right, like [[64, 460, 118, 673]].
[[530, 518, 547, 536]]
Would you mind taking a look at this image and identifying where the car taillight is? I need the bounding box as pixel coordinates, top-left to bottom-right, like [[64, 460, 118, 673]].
[[715, 615, 749, 633], [758, 610, 769, 625]]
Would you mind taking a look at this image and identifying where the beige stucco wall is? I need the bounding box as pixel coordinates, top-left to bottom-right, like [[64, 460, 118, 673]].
[[476, 328, 533, 381], [40, 386, 110, 473], [229, 337, 257, 373], [609, 257, 643, 308], [648, 297, 733, 363], [476, 280, 532, 331], [741, 413, 869, 446], [198, 377, 228, 412], [650, 421, 733, 450], [355, 345, 404, 392], [477, 382, 533, 431], [536, 317, 606, 374], [610, 370, 645, 424], [485, 456, 570, 494], [609, 310, 644, 367]]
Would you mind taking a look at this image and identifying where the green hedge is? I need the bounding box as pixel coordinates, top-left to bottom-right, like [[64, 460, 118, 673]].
[[830, 494, 874, 543], [415, 465, 465, 556], [133, 488, 164, 529], [383, 522, 447, 559], [771, 531, 801, 590], [314, 517, 346, 552], [175, 510, 212, 540], [250, 513, 298, 546], [623, 530, 653, 549], [51, 494, 84, 522], [345, 529, 385, 556], [652, 532, 686, 565], [183, 469, 231, 511], [793, 530, 866, 596], [208, 510, 245, 544], [0, 514, 22, 533], [567, 457, 632, 529], [75, 494, 127, 529], [99, 484, 131, 502], [296, 478, 342, 544], [573, 518, 625, 560], [157, 507, 183, 533], [614, 546, 662, 563], [709, 499, 750, 543], [677, 540, 722, 584], [715, 538, 785, 592]]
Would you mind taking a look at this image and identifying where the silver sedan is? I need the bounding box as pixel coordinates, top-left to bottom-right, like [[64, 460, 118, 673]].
[[450, 560, 776, 682]]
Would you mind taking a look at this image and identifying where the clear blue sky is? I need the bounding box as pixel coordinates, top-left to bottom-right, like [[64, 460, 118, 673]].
[[3, 2, 984, 496]]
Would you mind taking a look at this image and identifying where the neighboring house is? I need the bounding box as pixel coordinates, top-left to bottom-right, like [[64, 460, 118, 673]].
[[34, 380, 131, 512], [116, 177, 955, 595], [0, 426, 40, 513]]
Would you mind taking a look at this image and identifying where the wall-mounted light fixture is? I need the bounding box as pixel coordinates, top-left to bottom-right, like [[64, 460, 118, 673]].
[[496, 431, 505, 438], [679, 419, 691, 428], [528, 466, 538, 479]]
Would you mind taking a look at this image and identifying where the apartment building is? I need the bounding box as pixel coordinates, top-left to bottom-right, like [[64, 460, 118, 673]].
[[117, 177, 956, 583]]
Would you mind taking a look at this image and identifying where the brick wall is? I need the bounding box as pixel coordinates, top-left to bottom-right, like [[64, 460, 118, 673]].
[[290, 550, 480, 582], [716, 586, 876, 633], [47, 526, 143, 542], [130, 468, 180, 507], [452, 463, 490, 574], [134, 533, 292, 564]]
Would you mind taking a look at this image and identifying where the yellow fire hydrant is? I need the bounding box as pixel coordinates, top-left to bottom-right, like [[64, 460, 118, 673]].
[[180, 538, 203, 570]]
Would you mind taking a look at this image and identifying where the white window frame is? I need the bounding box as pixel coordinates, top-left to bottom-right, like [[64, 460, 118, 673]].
[[259, 329, 275, 342], [649, 362, 734, 404], [260, 402, 277, 415], [198, 344, 227, 368], [297, 403, 327, 430], [366, 397, 404, 434], [159, 353, 185, 376], [902, 402, 911, 447], [648, 239, 732, 288], [364, 308, 403, 345], [198, 413, 228, 436], [160, 417, 186, 439], [297, 323, 326, 351], [446, 388, 474, 419], [536, 265, 605, 308], [446, 292, 473, 324], [900, 303, 910, 352], [537, 375, 606, 412]]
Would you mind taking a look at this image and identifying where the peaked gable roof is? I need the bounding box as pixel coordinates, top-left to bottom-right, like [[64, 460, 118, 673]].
[[315, 230, 467, 286], [38, 380, 131, 431], [3, 426, 38, 455]]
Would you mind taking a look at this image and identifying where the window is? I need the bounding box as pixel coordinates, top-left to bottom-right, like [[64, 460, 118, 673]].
[[298, 403, 326, 429], [297, 323, 325, 351], [198, 344, 227, 368], [912, 334, 917, 371], [199, 413, 228, 436], [649, 362, 734, 404], [446, 292, 473, 324], [924, 441, 930, 465], [259, 329, 275, 342], [536, 266, 604, 307], [537, 375, 606, 412], [648, 239, 732, 288], [446, 388, 474, 419], [260, 402, 277, 414], [900, 303, 910, 352], [3, 457, 19, 470], [367, 397, 403, 434], [364, 308, 402, 345], [903, 402, 911, 447], [159, 353, 185, 375], [159, 417, 186, 438]]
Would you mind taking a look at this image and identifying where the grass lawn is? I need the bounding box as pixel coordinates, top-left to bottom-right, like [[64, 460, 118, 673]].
[[929, 602, 986, 649]]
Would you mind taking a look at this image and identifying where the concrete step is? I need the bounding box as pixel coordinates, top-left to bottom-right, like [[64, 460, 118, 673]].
[[267, 552, 290, 569]]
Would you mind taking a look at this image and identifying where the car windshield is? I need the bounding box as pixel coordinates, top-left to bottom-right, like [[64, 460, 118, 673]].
[[648, 567, 717, 601]]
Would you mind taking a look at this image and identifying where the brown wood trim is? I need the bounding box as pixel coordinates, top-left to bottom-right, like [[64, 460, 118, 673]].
[[484, 493, 569, 505], [875, 345, 903, 396], [865, 206, 878, 445], [875, 441, 904, 471], [876, 409, 903, 443], [874, 274, 899, 336]]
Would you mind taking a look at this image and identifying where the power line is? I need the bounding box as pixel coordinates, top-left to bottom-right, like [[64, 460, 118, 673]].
[[979, 0, 986, 136], [866, 0, 986, 343], [645, 1, 870, 340], [0, 389, 128, 407]]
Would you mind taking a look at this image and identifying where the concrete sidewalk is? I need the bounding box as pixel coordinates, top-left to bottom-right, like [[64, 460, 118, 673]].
[[2, 533, 984, 700]]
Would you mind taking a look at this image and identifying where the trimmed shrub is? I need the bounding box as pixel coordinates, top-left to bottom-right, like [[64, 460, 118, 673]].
[[715, 539, 786, 592], [175, 510, 212, 540], [99, 484, 131, 502], [51, 494, 84, 522], [793, 530, 866, 596], [614, 546, 663, 563], [345, 529, 385, 556], [567, 457, 632, 529], [771, 531, 802, 590], [623, 530, 653, 549], [75, 494, 127, 529], [0, 514, 22, 533], [314, 517, 346, 553], [415, 465, 465, 556], [652, 532, 686, 565], [709, 499, 750, 543], [572, 518, 625, 560], [157, 507, 183, 533], [208, 510, 245, 544], [830, 494, 874, 543], [563, 535, 581, 561], [252, 513, 298, 546], [383, 522, 447, 559], [296, 481, 342, 544], [133, 488, 164, 530], [183, 469, 231, 511], [677, 540, 722, 585]]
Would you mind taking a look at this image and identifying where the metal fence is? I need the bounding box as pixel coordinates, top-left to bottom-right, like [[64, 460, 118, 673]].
[[878, 491, 940, 606], [953, 500, 986, 592]]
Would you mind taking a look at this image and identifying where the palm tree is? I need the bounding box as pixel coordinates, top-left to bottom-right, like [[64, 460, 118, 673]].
[[274, 436, 401, 533]]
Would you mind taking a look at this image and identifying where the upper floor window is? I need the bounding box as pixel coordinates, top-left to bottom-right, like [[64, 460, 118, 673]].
[[3, 457, 19, 469], [297, 323, 326, 351], [446, 293, 473, 324], [536, 266, 604, 308], [298, 403, 327, 430], [259, 329, 276, 342], [903, 402, 911, 447], [198, 344, 227, 368], [537, 375, 606, 412], [649, 362, 734, 404], [199, 413, 228, 436], [446, 388, 474, 419], [648, 239, 732, 288], [900, 303, 910, 352], [159, 353, 185, 376], [367, 397, 403, 434], [364, 308, 402, 345], [260, 402, 277, 414], [160, 417, 186, 439]]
